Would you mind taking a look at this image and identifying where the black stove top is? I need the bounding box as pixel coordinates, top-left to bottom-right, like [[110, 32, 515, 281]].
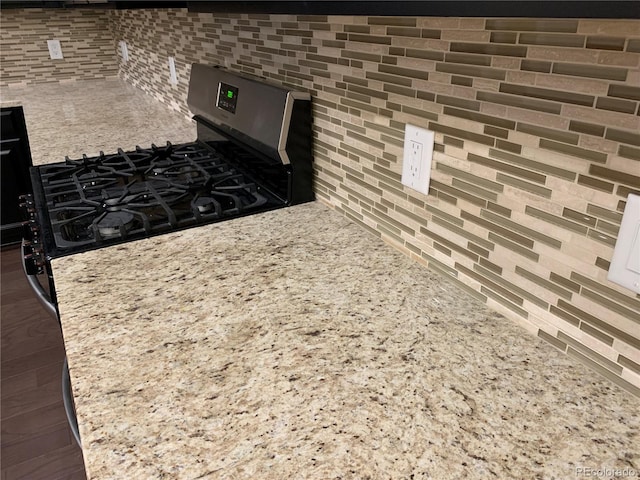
[[30, 140, 286, 257]]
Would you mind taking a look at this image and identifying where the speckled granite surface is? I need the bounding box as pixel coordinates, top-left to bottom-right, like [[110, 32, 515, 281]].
[[0, 78, 195, 165], [52, 202, 638, 480]]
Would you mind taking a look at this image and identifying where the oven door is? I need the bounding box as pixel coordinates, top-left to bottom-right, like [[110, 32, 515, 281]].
[[20, 239, 81, 446]]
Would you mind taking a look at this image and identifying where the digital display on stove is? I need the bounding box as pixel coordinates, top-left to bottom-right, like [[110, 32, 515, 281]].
[[216, 82, 238, 114]]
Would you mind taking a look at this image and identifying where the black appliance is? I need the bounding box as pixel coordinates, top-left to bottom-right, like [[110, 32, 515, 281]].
[[19, 64, 314, 446]]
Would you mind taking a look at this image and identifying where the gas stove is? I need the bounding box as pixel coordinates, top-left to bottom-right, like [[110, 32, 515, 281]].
[[22, 64, 314, 271]]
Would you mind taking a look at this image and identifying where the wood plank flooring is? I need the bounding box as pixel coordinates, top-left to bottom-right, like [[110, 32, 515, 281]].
[[1, 245, 86, 480]]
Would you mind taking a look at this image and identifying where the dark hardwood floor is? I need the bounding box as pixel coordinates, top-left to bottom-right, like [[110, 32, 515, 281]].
[[1, 245, 86, 480]]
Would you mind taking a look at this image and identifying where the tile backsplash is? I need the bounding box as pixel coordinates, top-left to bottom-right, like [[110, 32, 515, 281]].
[[2, 8, 640, 395], [0, 8, 118, 87]]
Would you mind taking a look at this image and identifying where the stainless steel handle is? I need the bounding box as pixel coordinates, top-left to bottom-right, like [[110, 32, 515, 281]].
[[62, 356, 82, 447], [21, 239, 57, 318]]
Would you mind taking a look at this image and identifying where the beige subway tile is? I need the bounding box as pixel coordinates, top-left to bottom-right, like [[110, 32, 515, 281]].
[[597, 50, 640, 67], [504, 107, 569, 129], [528, 45, 600, 63]]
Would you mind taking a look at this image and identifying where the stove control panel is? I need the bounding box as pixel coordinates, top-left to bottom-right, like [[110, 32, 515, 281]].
[[216, 82, 238, 114]]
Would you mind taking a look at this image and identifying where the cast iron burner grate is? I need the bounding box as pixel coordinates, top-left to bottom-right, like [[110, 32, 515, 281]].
[[37, 142, 278, 249]]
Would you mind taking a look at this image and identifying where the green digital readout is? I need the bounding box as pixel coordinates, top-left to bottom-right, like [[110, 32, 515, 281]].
[[217, 82, 239, 114]]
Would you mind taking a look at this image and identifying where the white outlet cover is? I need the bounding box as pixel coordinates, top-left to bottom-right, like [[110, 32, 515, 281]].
[[607, 193, 640, 293], [168, 56, 178, 84], [119, 41, 129, 62], [401, 124, 434, 195], [47, 39, 63, 60]]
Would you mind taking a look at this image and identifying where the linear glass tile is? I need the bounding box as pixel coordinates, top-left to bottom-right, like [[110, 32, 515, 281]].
[[456, 262, 524, 304], [469, 152, 547, 183], [425, 204, 465, 227], [487, 232, 539, 261], [363, 121, 404, 140], [430, 180, 488, 207], [500, 83, 594, 107], [485, 19, 578, 33], [417, 91, 436, 102], [586, 228, 616, 246], [477, 91, 561, 114], [436, 94, 481, 111], [481, 209, 562, 248], [384, 84, 417, 98], [480, 286, 529, 317], [486, 202, 511, 217], [452, 178, 499, 201], [401, 105, 438, 121], [395, 204, 429, 229], [552, 63, 628, 81], [341, 49, 382, 63], [430, 215, 495, 250], [571, 272, 640, 312], [420, 227, 480, 261], [525, 206, 589, 234], [540, 139, 608, 163], [368, 17, 417, 26], [436, 63, 506, 80], [451, 42, 528, 57], [596, 97, 638, 114], [474, 263, 548, 309], [484, 125, 509, 138], [452, 75, 473, 87], [608, 84, 640, 101], [537, 329, 568, 351], [443, 107, 516, 129], [595, 256, 611, 271], [562, 208, 597, 227], [516, 122, 580, 145], [479, 257, 503, 274], [619, 145, 640, 161], [569, 120, 605, 137], [515, 266, 573, 300], [491, 31, 518, 44], [521, 59, 552, 73], [589, 164, 640, 187], [387, 26, 422, 38], [429, 122, 495, 146], [444, 53, 491, 67], [618, 355, 640, 375], [344, 25, 371, 34], [577, 175, 615, 193], [405, 48, 444, 61], [379, 63, 429, 80], [586, 204, 623, 223], [580, 322, 615, 346], [423, 253, 459, 279], [460, 210, 534, 248], [586, 36, 626, 51], [365, 71, 413, 87], [499, 139, 522, 153], [444, 136, 464, 148], [468, 242, 491, 258], [519, 33, 585, 48], [605, 128, 640, 147], [348, 33, 391, 45], [496, 173, 552, 198], [617, 185, 640, 198], [627, 39, 640, 53], [549, 305, 581, 327], [582, 287, 640, 321], [421, 29, 441, 39], [563, 343, 623, 375], [436, 163, 504, 191]]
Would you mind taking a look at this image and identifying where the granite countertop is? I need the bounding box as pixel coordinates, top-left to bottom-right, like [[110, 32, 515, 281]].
[[6, 78, 638, 478], [1, 78, 196, 165], [52, 202, 638, 480]]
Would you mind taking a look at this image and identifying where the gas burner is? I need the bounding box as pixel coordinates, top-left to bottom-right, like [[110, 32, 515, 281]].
[[193, 196, 218, 214], [151, 160, 172, 175], [95, 211, 135, 238]]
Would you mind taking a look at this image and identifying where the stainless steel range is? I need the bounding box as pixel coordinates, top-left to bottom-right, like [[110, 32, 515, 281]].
[[23, 64, 313, 268], [19, 64, 314, 447]]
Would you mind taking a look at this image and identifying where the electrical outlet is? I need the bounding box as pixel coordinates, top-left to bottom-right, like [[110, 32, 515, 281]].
[[119, 41, 129, 63], [168, 57, 178, 84], [608, 193, 640, 293], [401, 124, 434, 195], [47, 39, 63, 60]]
